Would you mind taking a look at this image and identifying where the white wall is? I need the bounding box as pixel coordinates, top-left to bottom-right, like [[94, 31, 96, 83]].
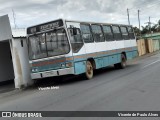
[[0, 41, 14, 82], [0, 15, 12, 42], [11, 37, 33, 88]]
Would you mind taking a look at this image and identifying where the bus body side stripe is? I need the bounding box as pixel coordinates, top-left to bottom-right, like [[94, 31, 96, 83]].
[[31, 46, 138, 74], [74, 47, 138, 74]]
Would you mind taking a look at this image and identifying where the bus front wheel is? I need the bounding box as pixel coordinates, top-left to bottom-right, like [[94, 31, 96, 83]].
[[85, 61, 93, 79]]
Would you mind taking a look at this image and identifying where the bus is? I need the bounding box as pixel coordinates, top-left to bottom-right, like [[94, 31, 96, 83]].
[[27, 19, 137, 80]]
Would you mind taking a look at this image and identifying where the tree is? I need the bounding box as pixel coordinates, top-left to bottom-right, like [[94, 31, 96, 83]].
[[133, 27, 141, 37], [141, 25, 149, 34], [158, 20, 160, 25], [151, 24, 158, 32], [141, 19, 160, 34], [157, 20, 160, 32]]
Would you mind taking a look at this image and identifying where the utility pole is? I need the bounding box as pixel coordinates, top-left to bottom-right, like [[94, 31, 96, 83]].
[[149, 16, 151, 34], [12, 9, 17, 29], [127, 8, 130, 25], [138, 10, 141, 37], [145, 16, 154, 35]]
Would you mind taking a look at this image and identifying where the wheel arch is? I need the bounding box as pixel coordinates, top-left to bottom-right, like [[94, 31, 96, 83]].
[[121, 52, 127, 60]]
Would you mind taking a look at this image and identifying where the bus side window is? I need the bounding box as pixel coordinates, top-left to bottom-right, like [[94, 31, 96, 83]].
[[120, 26, 129, 40], [80, 24, 94, 43], [112, 26, 123, 41], [102, 25, 114, 41], [91, 25, 105, 42], [68, 28, 84, 53], [128, 27, 135, 39]]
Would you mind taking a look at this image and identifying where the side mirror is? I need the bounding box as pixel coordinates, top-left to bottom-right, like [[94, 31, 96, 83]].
[[73, 28, 77, 35]]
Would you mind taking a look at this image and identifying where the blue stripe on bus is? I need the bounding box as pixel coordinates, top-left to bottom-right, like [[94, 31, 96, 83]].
[[32, 47, 138, 74], [74, 49, 138, 75]]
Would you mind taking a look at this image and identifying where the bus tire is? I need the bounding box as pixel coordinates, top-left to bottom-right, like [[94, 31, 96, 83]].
[[114, 64, 119, 69], [85, 61, 94, 79], [114, 54, 127, 69], [118, 54, 127, 69]]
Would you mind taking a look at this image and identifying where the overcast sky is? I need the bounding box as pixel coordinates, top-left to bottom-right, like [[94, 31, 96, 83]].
[[0, 0, 160, 29]]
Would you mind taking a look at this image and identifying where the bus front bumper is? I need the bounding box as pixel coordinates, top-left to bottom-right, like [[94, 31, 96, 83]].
[[31, 67, 75, 80]]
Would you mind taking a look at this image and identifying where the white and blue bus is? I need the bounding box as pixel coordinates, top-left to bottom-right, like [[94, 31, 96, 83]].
[[27, 19, 137, 80]]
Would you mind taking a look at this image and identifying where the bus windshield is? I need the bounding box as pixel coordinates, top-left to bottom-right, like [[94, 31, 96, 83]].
[[28, 28, 70, 60]]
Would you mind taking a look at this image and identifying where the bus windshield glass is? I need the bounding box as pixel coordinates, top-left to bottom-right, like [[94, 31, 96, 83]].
[[28, 28, 70, 60]]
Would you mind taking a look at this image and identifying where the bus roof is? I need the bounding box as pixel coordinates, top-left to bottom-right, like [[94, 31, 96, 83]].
[[27, 18, 132, 29], [27, 19, 63, 29], [65, 20, 132, 27]]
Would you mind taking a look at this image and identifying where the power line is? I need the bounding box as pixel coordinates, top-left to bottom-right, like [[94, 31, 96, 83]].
[[129, 0, 160, 15], [140, 4, 160, 14], [129, 0, 160, 10], [122, 0, 160, 15], [110, 1, 159, 16], [0, 7, 12, 13], [118, 0, 160, 22]]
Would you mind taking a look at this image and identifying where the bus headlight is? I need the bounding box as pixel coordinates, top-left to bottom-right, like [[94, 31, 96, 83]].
[[32, 68, 38, 72], [65, 62, 73, 68], [61, 63, 65, 67]]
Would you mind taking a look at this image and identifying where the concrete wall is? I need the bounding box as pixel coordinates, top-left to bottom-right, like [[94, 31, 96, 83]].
[[0, 41, 14, 82], [153, 40, 160, 51], [137, 39, 160, 56], [137, 39, 147, 56], [0, 15, 12, 41], [11, 37, 33, 88]]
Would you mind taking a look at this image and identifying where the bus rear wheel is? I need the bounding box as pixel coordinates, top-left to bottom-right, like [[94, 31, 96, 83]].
[[114, 54, 127, 69], [85, 61, 93, 79]]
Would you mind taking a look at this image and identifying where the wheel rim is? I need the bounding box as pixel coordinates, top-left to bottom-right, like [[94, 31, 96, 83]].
[[86, 61, 93, 79]]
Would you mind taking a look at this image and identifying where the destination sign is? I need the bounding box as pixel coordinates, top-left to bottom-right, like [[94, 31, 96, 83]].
[[27, 19, 63, 34]]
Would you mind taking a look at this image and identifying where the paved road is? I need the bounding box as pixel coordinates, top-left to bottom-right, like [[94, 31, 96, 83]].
[[0, 53, 160, 120]]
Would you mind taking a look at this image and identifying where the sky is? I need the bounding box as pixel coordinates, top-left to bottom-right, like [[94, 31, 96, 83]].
[[0, 0, 160, 29]]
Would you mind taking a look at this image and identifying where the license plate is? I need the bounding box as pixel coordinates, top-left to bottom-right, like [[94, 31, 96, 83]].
[[43, 71, 57, 77]]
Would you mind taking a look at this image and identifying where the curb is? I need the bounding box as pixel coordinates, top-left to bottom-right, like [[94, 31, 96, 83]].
[[128, 50, 160, 63], [136, 51, 160, 60], [0, 89, 22, 99]]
